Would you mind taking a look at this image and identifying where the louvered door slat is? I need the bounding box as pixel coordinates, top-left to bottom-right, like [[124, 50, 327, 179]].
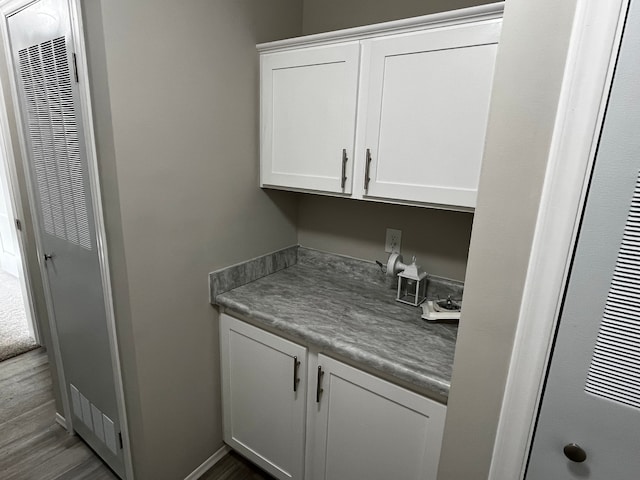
[[18, 36, 91, 250], [585, 174, 640, 409]]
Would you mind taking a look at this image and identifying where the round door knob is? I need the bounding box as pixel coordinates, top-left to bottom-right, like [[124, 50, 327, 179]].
[[563, 443, 587, 463]]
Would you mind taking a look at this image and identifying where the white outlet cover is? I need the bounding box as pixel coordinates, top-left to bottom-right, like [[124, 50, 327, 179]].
[[385, 228, 402, 253]]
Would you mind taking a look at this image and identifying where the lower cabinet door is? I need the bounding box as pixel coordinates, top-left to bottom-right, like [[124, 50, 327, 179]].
[[220, 314, 307, 480], [312, 354, 446, 480]]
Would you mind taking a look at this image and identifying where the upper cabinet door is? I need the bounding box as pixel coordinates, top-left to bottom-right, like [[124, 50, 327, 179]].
[[260, 43, 360, 194], [360, 20, 501, 208]]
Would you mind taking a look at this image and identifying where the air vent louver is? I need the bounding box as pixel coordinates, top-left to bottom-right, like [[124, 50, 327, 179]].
[[585, 176, 640, 408], [18, 36, 91, 250]]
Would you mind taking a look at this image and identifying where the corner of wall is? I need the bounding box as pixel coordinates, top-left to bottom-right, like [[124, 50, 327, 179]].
[[437, 0, 580, 478]]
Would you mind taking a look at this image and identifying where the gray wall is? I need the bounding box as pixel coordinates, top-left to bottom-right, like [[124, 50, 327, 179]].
[[297, 0, 495, 282], [298, 197, 472, 281], [438, 0, 579, 477], [302, 0, 494, 34], [84, 1, 302, 478]]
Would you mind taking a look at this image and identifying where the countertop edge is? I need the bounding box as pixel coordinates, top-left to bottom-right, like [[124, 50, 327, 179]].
[[217, 297, 451, 404]]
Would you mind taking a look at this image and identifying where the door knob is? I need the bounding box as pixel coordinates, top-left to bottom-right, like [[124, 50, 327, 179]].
[[44, 253, 54, 261], [563, 443, 587, 463]]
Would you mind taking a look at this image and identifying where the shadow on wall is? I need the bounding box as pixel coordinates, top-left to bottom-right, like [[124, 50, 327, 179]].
[[263, 189, 299, 230], [296, 194, 473, 281]]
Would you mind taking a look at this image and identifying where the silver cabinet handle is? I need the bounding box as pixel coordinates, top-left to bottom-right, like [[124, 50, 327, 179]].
[[341, 149, 348, 189], [293, 356, 300, 392], [316, 366, 324, 403], [364, 148, 372, 191]]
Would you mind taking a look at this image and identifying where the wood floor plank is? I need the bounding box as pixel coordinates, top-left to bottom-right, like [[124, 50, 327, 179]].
[[0, 349, 52, 425], [200, 451, 275, 480], [5, 432, 107, 480], [55, 459, 120, 480], [0, 398, 55, 451], [1, 348, 275, 480], [0, 349, 118, 480]]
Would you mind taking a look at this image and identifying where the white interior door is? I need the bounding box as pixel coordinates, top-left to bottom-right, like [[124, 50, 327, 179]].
[[8, 1, 125, 477], [0, 156, 19, 276], [527, 0, 640, 477]]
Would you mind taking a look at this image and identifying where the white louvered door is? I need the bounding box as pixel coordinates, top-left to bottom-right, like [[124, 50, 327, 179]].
[[8, 1, 125, 478], [527, 0, 640, 477]]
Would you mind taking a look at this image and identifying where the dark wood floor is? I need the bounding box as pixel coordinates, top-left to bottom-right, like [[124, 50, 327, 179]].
[[0, 348, 272, 480], [0, 348, 117, 480], [200, 451, 274, 480]]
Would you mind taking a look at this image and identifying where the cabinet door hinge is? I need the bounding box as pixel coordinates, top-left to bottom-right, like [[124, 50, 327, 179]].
[[15, 219, 22, 231], [72, 53, 79, 83]]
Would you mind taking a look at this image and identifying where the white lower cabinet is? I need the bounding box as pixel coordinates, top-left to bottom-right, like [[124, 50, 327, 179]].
[[312, 354, 446, 480], [220, 314, 307, 479], [220, 313, 447, 480]]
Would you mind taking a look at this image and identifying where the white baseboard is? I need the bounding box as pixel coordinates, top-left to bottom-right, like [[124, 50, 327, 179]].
[[55, 412, 68, 430], [184, 444, 231, 480]]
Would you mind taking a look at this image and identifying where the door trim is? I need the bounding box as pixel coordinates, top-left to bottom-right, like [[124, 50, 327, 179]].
[[0, 82, 39, 343], [488, 0, 629, 478], [0, 1, 134, 479]]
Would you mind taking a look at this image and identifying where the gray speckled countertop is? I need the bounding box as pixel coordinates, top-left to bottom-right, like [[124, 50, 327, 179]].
[[213, 248, 460, 403]]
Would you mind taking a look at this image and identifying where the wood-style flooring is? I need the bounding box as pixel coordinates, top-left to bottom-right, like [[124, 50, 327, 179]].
[[0, 348, 117, 479], [200, 451, 274, 480], [0, 348, 273, 480]]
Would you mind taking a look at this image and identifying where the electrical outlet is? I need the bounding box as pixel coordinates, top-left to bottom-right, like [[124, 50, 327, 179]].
[[385, 228, 402, 253]]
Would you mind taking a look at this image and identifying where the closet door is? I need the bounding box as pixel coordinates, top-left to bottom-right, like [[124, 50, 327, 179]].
[[8, 1, 125, 477], [527, 0, 640, 476], [360, 20, 500, 209], [260, 42, 360, 194]]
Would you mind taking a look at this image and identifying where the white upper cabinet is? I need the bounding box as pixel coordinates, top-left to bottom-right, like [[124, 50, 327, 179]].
[[260, 43, 360, 194], [360, 21, 500, 208], [258, 3, 503, 210]]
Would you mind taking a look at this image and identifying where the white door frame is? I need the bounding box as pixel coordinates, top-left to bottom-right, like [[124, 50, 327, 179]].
[[0, 94, 39, 342], [0, 1, 134, 479], [489, 0, 629, 478]]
